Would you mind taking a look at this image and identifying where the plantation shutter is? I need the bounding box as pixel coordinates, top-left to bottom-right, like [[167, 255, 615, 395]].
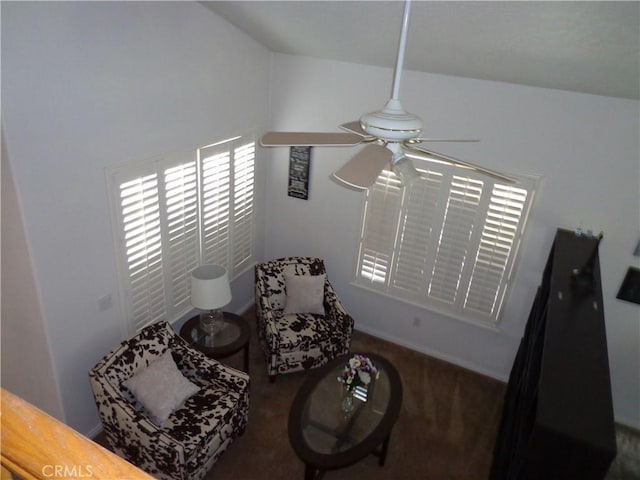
[[115, 167, 166, 331], [357, 170, 402, 285], [231, 141, 256, 275], [464, 184, 529, 317], [391, 171, 443, 299], [161, 157, 199, 316], [428, 176, 484, 304], [354, 164, 535, 326], [199, 138, 256, 277], [199, 144, 231, 269], [109, 133, 258, 334]]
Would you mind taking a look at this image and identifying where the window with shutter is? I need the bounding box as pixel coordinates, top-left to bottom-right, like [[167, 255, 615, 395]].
[[231, 141, 256, 273], [117, 171, 165, 331], [354, 164, 536, 327], [199, 143, 232, 269], [108, 134, 256, 333], [357, 170, 402, 285], [162, 160, 199, 317]]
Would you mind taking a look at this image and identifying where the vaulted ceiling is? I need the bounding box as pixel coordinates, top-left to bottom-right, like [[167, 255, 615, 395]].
[[204, 1, 639, 100]]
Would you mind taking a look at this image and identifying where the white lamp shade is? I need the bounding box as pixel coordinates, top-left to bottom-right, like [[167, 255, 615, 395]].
[[191, 265, 232, 310]]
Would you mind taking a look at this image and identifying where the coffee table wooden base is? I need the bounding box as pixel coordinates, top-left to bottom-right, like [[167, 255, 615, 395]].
[[303, 431, 393, 480]]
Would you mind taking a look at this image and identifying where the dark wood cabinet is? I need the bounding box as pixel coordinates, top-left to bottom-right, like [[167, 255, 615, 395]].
[[490, 228, 617, 480]]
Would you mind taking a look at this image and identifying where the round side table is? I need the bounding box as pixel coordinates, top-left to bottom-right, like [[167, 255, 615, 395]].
[[179, 312, 250, 374]]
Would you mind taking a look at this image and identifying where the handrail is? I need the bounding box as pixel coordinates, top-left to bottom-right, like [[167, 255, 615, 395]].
[[0, 388, 154, 480]]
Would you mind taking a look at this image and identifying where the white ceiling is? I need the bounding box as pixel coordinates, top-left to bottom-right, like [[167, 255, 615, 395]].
[[204, 1, 640, 100]]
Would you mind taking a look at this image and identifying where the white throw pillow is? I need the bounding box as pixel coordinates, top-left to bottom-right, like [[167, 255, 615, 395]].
[[283, 272, 326, 315], [122, 350, 200, 424]]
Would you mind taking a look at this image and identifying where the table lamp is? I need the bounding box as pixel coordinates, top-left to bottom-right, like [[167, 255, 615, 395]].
[[191, 264, 232, 335]]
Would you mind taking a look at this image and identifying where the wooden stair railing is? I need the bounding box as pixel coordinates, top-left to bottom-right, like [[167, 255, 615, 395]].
[[1, 388, 153, 480]]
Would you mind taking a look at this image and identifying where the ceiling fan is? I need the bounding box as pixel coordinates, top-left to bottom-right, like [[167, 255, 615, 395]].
[[260, 0, 514, 189]]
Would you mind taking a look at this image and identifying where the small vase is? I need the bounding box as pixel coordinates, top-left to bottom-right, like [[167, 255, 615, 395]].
[[341, 389, 354, 414]]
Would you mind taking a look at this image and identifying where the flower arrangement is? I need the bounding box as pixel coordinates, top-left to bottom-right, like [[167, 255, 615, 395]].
[[338, 354, 378, 392]]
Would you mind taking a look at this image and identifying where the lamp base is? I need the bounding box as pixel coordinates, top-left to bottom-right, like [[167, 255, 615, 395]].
[[200, 309, 224, 335]]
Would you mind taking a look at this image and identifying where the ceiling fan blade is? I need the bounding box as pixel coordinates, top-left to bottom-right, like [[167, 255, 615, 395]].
[[339, 121, 372, 139], [261, 131, 362, 147], [404, 144, 515, 184], [333, 144, 392, 189], [412, 138, 480, 143]]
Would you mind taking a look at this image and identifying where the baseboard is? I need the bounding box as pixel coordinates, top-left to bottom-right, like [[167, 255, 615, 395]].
[[354, 324, 510, 383], [241, 300, 507, 383]]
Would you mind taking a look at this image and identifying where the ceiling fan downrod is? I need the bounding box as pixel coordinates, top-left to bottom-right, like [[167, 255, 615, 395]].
[[391, 0, 412, 101], [359, 0, 423, 143]]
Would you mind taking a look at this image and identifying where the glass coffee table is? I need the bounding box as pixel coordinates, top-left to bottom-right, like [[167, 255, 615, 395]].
[[179, 312, 250, 373], [288, 352, 403, 480]]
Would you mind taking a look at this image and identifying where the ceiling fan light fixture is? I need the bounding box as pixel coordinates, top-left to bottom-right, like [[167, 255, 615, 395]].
[[392, 155, 421, 186], [260, 0, 495, 190]]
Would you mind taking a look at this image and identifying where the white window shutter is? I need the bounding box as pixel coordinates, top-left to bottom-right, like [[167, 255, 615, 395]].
[[354, 163, 536, 326], [117, 171, 167, 331], [161, 159, 199, 317], [199, 145, 231, 269], [198, 137, 256, 277], [231, 141, 256, 275], [109, 133, 258, 334], [391, 171, 443, 299], [428, 176, 484, 305], [357, 170, 402, 285], [464, 184, 529, 317]]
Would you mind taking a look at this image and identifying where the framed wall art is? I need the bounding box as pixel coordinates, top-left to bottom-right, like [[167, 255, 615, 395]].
[[288, 146, 311, 200]]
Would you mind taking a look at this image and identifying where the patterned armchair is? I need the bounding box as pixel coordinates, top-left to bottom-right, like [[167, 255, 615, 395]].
[[89, 321, 249, 480], [255, 257, 354, 382]]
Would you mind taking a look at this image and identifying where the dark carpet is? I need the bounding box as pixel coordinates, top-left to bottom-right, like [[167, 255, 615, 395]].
[[208, 309, 505, 480], [97, 309, 506, 479]]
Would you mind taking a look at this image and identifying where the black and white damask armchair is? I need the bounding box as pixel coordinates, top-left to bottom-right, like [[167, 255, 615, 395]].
[[255, 257, 354, 382], [89, 321, 249, 480]]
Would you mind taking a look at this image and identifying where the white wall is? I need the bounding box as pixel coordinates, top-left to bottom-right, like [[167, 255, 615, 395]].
[[1, 135, 65, 421], [264, 54, 640, 428], [1, 2, 270, 434], [3, 1, 638, 436]]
